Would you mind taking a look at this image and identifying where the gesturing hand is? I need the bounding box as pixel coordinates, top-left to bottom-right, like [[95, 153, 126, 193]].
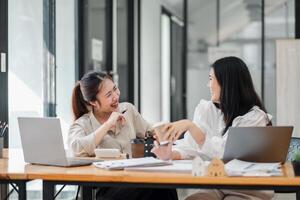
[[106, 112, 126, 130], [161, 120, 192, 142], [151, 141, 173, 161]]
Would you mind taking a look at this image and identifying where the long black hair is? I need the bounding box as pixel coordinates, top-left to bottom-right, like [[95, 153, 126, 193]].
[[211, 56, 268, 134], [71, 71, 112, 120]]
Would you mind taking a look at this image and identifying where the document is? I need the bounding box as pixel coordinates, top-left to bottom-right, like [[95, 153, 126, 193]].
[[93, 157, 171, 170], [125, 160, 192, 173], [225, 159, 282, 176]]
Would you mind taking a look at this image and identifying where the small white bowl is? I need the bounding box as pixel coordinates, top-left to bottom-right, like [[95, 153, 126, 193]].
[[94, 148, 121, 158]]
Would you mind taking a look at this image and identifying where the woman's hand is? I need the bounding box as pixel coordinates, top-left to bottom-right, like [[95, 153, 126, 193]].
[[151, 141, 173, 160], [106, 112, 126, 130], [93, 112, 126, 147], [162, 120, 193, 142]]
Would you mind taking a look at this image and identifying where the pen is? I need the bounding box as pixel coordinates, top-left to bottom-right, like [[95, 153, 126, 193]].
[[0, 121, 4, 130], [1, 124, 8, 137], [0, 122, 6, 136], [159, 141, 170, 146]]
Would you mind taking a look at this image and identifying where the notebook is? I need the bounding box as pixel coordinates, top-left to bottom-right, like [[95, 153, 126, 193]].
[[225, 159, 282, 176], [124, 160, 192, 173], [93, 157, 171, 170]]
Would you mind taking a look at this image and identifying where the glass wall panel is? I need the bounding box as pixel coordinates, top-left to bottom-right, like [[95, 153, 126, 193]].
[[8, 0, 43, 148], [187, 0, 262, 119], [117, 0, 129, 102], [264, 0, 295, 122], [8, 0, 44, 199], [161, 13, 171, 122], [82, 0, 107, 72], [220, 0, 262, 98], [8, 0, 77, 198], [187, 0, 295, 123], [187, 0, 217, 119]]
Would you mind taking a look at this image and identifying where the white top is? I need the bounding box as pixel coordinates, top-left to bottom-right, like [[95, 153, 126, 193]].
[[173, 99, 272, 159]]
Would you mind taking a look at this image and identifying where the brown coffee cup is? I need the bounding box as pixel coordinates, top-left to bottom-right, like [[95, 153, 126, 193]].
[[131, 138, 145, 158]]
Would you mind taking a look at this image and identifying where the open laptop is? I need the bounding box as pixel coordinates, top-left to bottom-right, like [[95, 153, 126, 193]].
[[223, 126, 293, 163], [18, 117, 93, 167]]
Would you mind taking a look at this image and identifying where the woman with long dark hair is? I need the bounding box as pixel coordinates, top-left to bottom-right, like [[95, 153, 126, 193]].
[[68, 71, 178, 200], [152, 57, 273, 199]]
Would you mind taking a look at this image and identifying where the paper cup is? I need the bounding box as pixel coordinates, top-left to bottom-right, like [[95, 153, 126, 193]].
[[152, 122, 169, 145]]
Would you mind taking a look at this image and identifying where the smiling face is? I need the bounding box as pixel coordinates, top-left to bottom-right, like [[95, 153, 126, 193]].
[[208, 68, 221, 103], [91, 78, 120, 113]]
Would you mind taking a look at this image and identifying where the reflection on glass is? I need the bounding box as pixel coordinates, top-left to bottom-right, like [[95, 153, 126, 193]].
[[83, 0, 107, 72]]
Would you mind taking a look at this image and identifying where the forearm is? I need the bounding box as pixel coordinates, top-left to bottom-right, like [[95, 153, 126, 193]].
[[171, 150, 182, 160], [187, 121, 206, 145], [94, 122, 111, 146]]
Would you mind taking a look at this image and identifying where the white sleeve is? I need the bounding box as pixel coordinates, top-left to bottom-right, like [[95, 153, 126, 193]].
[[68, 123, 97, 157], [172, 100, 214, 159], [200, 136, 226, 159], [192, 100, 213, 136], [173, 133, 200, 159]]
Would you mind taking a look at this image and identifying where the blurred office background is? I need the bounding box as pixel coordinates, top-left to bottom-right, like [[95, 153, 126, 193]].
[[0, 0, 298, 199]]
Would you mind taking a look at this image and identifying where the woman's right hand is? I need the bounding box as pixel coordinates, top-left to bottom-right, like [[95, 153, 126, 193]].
[[106, 112, 126, 130], [151, 141, 173, 160]]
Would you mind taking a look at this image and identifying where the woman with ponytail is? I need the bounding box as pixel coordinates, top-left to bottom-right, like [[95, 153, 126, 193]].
[[68, 71, 178, 200], [68, 71, 151, 157]]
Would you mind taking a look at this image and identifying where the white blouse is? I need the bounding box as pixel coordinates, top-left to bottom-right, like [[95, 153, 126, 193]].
[[173, 99, 272, 159]]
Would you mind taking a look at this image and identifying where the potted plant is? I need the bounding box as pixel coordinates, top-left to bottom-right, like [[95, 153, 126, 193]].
[[292, 151, 300, 176]]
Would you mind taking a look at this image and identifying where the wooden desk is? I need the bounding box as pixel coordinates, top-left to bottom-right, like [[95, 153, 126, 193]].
[[23, 158, 300, 200], [3, 149, 300, 200], [0, 149, 28, 200]]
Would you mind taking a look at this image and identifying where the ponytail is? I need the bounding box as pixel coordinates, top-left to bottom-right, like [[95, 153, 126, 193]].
[[72, 82, 89, 120], [72, 71, 113, 120]]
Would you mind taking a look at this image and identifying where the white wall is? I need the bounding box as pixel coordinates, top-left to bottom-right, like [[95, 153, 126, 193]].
[[276, 40, 300, 137], [140, 0, 162, 122], [56, 0, 76, 145], [140, 0, 185, 122]]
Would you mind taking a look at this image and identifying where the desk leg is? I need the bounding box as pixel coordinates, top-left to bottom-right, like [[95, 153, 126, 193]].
[[297, 191, 300, 200], [43, 181, 55, 200], [82, 186, 93, 200], [16, 181, 26, 200]]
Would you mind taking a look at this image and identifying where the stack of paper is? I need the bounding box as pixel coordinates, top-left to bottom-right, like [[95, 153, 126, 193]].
[[225, 159, 282, 177], [93, 157, 171, 170]]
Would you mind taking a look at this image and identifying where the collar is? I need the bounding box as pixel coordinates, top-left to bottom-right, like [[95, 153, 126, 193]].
[[88, 111, 101, 130]]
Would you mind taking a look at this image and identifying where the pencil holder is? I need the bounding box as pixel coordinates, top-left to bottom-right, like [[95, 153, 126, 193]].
[[0, 137, 3, 158]]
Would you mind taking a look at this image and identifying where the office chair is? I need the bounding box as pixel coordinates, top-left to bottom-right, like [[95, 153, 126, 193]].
[[275, 137, 300, 198], [286, 137, 300, 161]]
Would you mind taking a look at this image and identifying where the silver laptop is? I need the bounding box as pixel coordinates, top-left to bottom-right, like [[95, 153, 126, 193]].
[[223, 126, 293, 163], [18, 117, 93, 167]]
